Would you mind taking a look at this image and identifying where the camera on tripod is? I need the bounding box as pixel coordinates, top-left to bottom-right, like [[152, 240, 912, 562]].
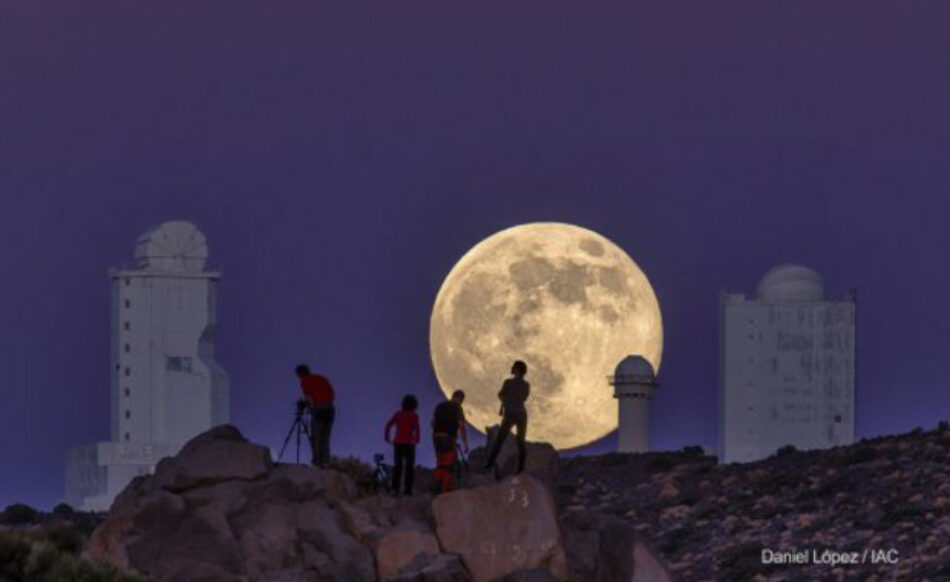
[[279, 399, 313, 464]]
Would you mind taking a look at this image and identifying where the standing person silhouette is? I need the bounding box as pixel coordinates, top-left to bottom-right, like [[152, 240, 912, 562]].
[[431, 390, 469, 493], [384, 394, 420, 496], [295, 363, 335, 467], [484, 360, 530, 474]]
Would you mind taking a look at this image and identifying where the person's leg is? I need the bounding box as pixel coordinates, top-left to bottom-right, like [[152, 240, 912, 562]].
[[317, 406, 335, 467], [391, 444, 404, 494], [404, 444, 415, 495], [310, 411, 324, 466], [515, 413, 527, 473], [484, 416, 514, 468]]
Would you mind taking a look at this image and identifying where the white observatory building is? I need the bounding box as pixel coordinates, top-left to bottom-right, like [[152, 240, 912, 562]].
[[65, 221, 229, 510], [611, 355, 659, 453], [719, 264, 855, 464]]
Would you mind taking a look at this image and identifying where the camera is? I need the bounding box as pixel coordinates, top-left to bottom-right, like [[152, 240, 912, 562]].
[[295, 399, 309, 415], [374, 453, 384, 463]]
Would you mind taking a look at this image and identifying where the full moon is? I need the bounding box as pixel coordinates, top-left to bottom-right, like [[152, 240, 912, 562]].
[[429, 223, 663, 449]]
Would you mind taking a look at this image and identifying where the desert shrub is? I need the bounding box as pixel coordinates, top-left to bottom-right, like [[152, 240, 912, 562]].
[[646, 456, 674, 473], [774, 444, 797, 458], [660, 525, 695, 554], [681, 445, 704, 456], [938, 420, 948, 431], [40, 525, 84, 555], [717, 542, 771, 581], [2, 503, 39, 525], [601, 452, 630, 466], [843, 446, 878, 465], [0, 532, 31, 580], [327, 455, 376, 492], [673, 490, 702, 506], [877, 500, 926, 529], [760, 470, 801, 491], [910, 426, 923, 436], [52, 503, 75, 519], [0, 532, 142, 582], [690, 502, 719, 520]]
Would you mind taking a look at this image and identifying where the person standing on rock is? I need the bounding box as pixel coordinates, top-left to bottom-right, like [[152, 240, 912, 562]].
[[295, 363, 336, 467], [384, 394, 421, 496], [431, 390, 469, 493], [484, 360, 530, 474]]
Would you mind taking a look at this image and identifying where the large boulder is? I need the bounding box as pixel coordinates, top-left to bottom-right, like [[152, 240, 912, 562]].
[[87, 425, 376, 582], [150, 424, 272, 492], [469, 426, 560, 485], [388, 553, 470, 582], [433, 475, 569, 582], [375, 524, 442, 579]]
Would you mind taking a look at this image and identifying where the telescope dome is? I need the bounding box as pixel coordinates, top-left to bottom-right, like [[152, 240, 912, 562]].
[[134, 221, 208, 273], [612, 355, 657, 385], [757, 264, 824, 302]]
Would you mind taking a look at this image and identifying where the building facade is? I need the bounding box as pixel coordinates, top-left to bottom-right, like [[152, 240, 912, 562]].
[[65, 221, 228, 510], [719, 264, 855, 464]]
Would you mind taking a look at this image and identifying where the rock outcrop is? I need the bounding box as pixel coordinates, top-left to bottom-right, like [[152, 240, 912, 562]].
[[433, 475, 569, 582], [87, 424, 676, 582]]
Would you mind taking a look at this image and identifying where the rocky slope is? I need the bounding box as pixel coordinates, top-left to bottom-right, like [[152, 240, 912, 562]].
[[59, 421, 948, 581], [556, 423, 950, 581]]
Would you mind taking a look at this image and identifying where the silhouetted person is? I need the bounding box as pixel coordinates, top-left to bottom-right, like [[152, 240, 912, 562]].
[[484, 360, 530, 474], [384, 394, 420, 496], [295, 363, 335, 467], [431, 390, 469, 493]]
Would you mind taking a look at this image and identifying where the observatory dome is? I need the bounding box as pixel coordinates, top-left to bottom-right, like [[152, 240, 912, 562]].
[[757, 264, 824, 302], [612, 355, 657, 385], [134, 221, 208, 273]]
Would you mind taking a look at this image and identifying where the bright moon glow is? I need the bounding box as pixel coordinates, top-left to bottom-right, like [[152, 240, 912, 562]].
[[429, 223, 663, 449]]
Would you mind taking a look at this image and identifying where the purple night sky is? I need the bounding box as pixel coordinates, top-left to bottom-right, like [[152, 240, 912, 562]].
[[2, 3, 948, 509]]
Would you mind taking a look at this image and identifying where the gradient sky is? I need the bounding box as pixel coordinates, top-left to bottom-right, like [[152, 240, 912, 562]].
[[2, 2, 949, 509]]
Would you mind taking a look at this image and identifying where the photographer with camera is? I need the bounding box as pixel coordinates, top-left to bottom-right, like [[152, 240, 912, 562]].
[[295, 363, 336, 467]]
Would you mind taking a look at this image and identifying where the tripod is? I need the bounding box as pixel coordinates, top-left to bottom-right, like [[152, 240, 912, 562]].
[[278, 402, 311, 464]]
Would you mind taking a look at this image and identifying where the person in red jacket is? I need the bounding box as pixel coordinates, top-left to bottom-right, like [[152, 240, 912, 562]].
[[384, 394, 420, 496], [295, 363, 336, 467]]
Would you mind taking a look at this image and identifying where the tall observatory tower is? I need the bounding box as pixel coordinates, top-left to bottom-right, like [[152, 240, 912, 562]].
[[611, 355, 659, 453], [719, 264, 856, 464], [65, 221, 229, 511]]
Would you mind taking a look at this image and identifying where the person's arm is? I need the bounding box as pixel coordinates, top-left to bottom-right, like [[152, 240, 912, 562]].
[[498, 381, 507, 416], [525, 381, 530, 400], [299, 380, 315, 406], [458, 409, 469, 452]]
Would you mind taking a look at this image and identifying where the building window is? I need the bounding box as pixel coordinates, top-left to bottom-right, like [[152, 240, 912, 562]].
[[124, 388, 130, 397], [834, 414, 842, 423], [125, 299, 131, 308], [125, 410, 131, 419], [124, 321, 130, 331], [166, 356, 193, 373], [124, 343, 131, 353], [125, 278, 130, 286], [124, 367, 130, 377], [125, 432, 130, 441]]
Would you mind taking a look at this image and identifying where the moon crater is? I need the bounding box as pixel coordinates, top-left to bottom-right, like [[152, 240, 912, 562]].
[[430, 223, 663, 449]]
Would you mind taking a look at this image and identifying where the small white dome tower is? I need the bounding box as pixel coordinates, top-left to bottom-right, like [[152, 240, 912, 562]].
[[610, 355, 658, 453]]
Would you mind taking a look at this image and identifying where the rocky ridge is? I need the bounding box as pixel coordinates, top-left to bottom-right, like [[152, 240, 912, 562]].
[[557, 423, 950, 581]]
